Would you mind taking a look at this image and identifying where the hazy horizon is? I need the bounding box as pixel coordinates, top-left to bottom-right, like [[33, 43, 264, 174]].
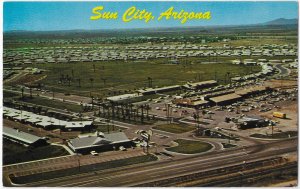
[[4, 2, 298, 32]]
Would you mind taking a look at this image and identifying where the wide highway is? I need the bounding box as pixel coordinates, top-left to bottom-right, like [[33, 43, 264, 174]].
[[14, 138, 297, 187]]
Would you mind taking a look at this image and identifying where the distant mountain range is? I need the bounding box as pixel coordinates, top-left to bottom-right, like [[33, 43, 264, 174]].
[[4, 18, 297, 34], [260, 18, 298, 26]]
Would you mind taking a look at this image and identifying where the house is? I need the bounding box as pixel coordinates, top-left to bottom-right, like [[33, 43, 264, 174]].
[[67, 132, 132, 154]]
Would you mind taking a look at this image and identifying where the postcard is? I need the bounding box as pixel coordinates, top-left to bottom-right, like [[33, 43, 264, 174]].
[[2, 1, 298, 187]]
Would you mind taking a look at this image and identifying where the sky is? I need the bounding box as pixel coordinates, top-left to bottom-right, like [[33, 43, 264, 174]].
[[3, 1, 298, 31]]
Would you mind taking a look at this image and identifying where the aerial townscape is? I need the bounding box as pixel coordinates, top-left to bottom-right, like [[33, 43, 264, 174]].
[[2, 2, 298, 187]]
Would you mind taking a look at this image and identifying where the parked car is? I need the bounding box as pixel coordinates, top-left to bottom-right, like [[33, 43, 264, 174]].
[[90, 151, 98, 156]]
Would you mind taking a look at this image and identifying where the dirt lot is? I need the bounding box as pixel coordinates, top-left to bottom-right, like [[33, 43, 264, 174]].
[[264, 79, 298, 89]]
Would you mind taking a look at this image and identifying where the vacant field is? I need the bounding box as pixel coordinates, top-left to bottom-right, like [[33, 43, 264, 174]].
[[3, 139, 69, 165], [153, 123, 195, 134], [166, 139, 213, 154], [17, 61, 260, 97], [20, 96, 84, 112]]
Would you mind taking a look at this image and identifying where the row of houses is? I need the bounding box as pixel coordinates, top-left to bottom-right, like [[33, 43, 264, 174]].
[[3, 107, 93, 131], [105, 80, 218, 103], [4, 43, 297, 64]]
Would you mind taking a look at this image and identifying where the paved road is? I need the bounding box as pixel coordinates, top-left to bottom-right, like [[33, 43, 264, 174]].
[[10, 138, 296, 187], [274, 64, 290, 76], [3, 149, 145, 186]]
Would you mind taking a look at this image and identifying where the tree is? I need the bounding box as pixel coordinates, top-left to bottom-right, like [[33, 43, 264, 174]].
[[89, 78, 94, 88], [101, 78, 107, 87], [77, 78, 81, 87], [93, 64, 96, 72], [140, 105, 144, 123], [21, 87, 24, 99], [145, 104, 151, 120], [29, 87, 32, 98]]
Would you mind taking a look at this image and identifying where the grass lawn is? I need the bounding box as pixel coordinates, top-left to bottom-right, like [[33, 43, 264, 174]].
[[250, 131, 297, 139], [20, 96, 83, 112], [152, 123, 195, 134], [3, 91, 20, 99], [96, 124, 126, 133], [166, 139, 213, 154], [221, 143, 237, 148], [3, 139, 69, 165], [19, 61, 261, 97], [10, 154, 157, 184]]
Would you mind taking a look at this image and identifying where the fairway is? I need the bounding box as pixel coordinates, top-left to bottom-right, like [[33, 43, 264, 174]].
[[166, 139, 213, 154], [31, 61, 260, 97]]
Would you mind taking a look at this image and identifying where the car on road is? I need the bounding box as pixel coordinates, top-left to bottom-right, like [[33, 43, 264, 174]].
[[90, 151, 98, 156]]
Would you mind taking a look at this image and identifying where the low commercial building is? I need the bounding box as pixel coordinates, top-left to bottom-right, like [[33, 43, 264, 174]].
[[183, 80, 218, 90], [174, 98, 209, 109], [237, 116, 268, 129], [235, 86, 271, 97], [209, 93, 242, 106], [67, 132, 132, 154], [3, 127, 47, 147], [137, 85, 181, 95], [106, 93, 142, 103]]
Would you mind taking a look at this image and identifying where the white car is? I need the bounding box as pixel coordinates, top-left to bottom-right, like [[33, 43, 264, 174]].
[[119, 146, 126, 151], [155, 107, 160, 110], [90, 151, 98, 156]]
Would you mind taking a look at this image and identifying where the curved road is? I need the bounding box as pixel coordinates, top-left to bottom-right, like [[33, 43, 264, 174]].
[[274, 64, 290, 76]]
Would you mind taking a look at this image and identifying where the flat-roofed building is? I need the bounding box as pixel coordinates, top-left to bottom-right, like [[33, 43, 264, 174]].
[[67, 132, 132, 154], [235, 86, 270, 97], [137, 85, 181, 95], [106, 93, 142, 103], [237, 116, 268, 129], [183, 80, 218, 90], [174, 98, 209, 109], [3, 127, 47, 147], [209, 93, 242, 106]]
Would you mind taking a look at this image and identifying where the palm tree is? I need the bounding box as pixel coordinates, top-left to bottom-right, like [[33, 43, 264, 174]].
[[226, 72, 231, 85], [145, 104, 151, 120], [29, 87, 32, 98], [93, 64, 96, 72], [101, 78, 107, 87], [129, 104, 133, 121], [90, 78, 94, 88], [77, 78, 81, 87], [21, 87, 24, 99], [140, 105, 144, 123], [66, 75, 71, 86], [111, 102, 115, 119]]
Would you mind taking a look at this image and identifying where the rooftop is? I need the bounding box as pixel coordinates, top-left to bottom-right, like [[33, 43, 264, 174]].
[[209, 93, 242, 103], [68, 132, 130, 150], [3, 126, 43, 144]]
